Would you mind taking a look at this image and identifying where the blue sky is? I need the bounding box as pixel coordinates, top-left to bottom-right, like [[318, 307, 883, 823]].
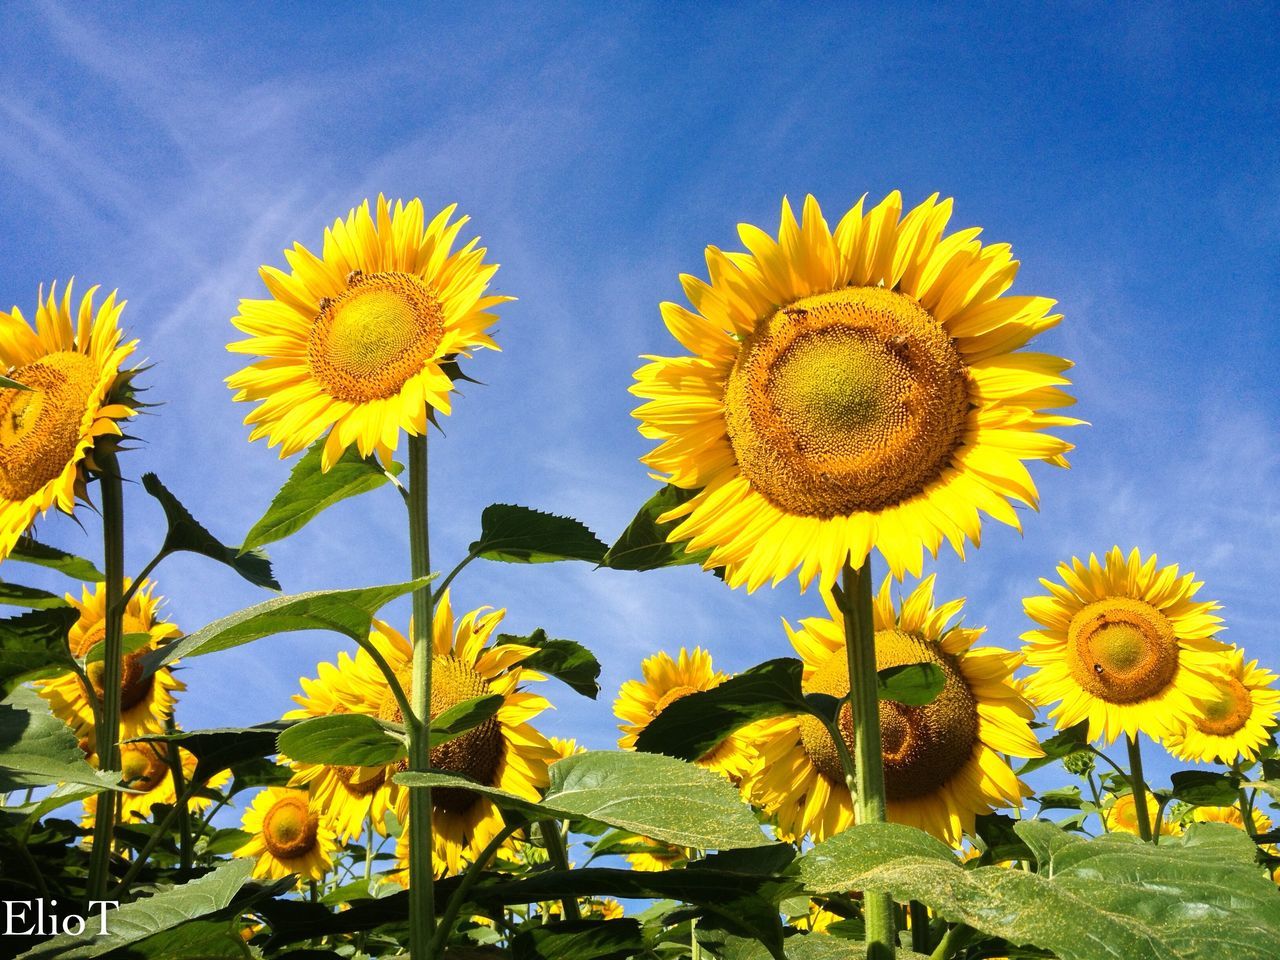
[[2, 1, 1278, 793]]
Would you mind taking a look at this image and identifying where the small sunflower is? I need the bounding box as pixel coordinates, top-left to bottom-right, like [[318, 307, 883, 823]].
[[235, 786, 338, 883], [1103, 792, 1181, 838], [1190, 804, 1273, 834], [1164, 647, 1280, 764], [82, 743, 225, 826], [0, 281, 137, 560], [631, 192, 1078, 591], [614, 647, 753, 782], [1022, 547, 1227, 745], [744, 576, 1041, 845], [36, 579, 183, 752], [227, 195, 511, 470], [324, 589, 556, 878]]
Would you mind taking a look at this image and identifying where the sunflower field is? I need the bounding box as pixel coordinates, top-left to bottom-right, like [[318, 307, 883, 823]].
[[2, 180, 1279, 960]]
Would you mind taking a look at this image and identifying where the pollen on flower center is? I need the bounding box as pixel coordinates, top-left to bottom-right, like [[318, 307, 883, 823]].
[[262, 794, 319, 860], [1195, 676, 1253, 737], [307, 271, 445, 403], [1066, 598, 1178, 704], [0, 351, 97, 500], [723, 286, 970, 517], [796, 629, 979, 800]]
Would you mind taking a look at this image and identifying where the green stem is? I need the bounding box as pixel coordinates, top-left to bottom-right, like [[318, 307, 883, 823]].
[[87, 450, 126, 899], [113, 774, 202, 894], [928, 923, 971, 960], [405, 432, 437, 956], [834, 557, 894, 959], [365, 813, 375, 883], [164, 717, 194, 878], [427, 823, 519, 956], [691, 916, 702, 960], [541, 819, 581, 921], [118, 549, 164, 612], [353, 633, 417, 729], [1126, 735, 1154, 842]]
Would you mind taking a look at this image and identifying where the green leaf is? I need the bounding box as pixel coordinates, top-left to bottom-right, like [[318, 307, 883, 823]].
[[130, 722, 290, 785], [798, 821, 1280, 960], [141, 472, 280, 590], [0, 582, 71, 610], [601, 484, 709, 571], [429, 694, 503, 748], [144, 578, 430, 668], [876, 662, 944, 705], [0, 606, 79, 695], [0, 373, 32, 391], [1018, 721, 1089, 774], [95, 919, 252, 958], [0, 687, 123, 792], [512, 919, 645, 960], [278, 714, 405, 767], [498, 629, 601, 699], [1170, 770, 1240, 806], [15, 859, 254, 959], [722, 935, 928, 960], [81, 632, 153, 665], [470, 504, 608, 564], [242, 438, 403, 552], [7, 537, 104, 581]]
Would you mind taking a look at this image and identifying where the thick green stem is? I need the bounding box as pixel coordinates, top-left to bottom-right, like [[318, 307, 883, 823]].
[[928, 922, 971, 960], [164, 717, 194, 879], [541, 820, 581, 921], [405, 432, 437, 955], [87, 451, 126, 899], [835, 557, 895, 959], [1126, 735, 1154, 842]]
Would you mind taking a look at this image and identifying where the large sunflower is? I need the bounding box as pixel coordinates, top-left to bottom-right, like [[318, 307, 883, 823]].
[[744, 576, 1040, 845], [1022, 547, 1227, 745], [36, 579, 183, 753], [631, 193, 1078, 591], [227, 195, 511, 470], [235, 786, 339, 883], [308, 589, 556, 877], [1164, 646, 1280, 764], [0, 281, 137, 560], [82, 743, 226, 826]]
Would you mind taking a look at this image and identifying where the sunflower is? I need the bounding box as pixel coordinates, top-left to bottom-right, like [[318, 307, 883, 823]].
[[631, 192, 1078, 591], [1190, 804, 1273, 834], [321, 589, 555, 878], [235, 786, 338, 883], [1103, 792, 1181, 838], [744, 576, 1040, 845], [1022, 547, 1228, 745], [1164, 647, 1280, 764], [82, 743, 226, 826], [614, 647, 753, 782], [36, 579, 183, 753], [227, 195, 511, 470], [0, 281, 137, 561]]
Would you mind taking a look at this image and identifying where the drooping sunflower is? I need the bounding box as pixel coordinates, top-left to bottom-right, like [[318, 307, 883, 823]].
[[227, 195, 511, 470], [324, 589, 556, 878], [744, 576, 1041, 845], [1164, 646, 1280, 764], [1022, 547, 1227, 745], [0, 281, 137, 560], [631, 193, 1078, 591], [235, 786, 338, 883], [36, 579, 183, 753], [614, 647, 753, 783], [1103, 792, 1182, 838], [82, 743, 226, 826]]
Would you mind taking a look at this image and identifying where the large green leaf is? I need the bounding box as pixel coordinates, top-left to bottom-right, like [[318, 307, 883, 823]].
[[144, 578, 430, 669], [470, 505, 608, 564], [0, 687, 121, 791], [876, 663, 944, 706], [0, 582, 71, 610], [1169, 769, 1240, 806], [277, 715, 405, 767], [721, 935, 928, 960], [141, 473, 280, 590], [430, 694, 503, 748], [130, 723, 290, 785], [242, 438, 402, 552], [497, 629, 601, 699], [0, 606, 79, 695], [798, 821, 1280, 960], [512, 919, 645, 960], [8, 537, 104, 581], [94, 919, 250, 958], [16, 859, 255, 959], [601, 484, 709, 571], [399, 751, 767, 850]]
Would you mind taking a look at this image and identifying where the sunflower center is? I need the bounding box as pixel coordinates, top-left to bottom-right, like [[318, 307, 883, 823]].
[[262, 794, 319, 860], [0, 352, 98, 501], [333, 765, 387, 798], [119, 744, 168, 792], [1066, 598, 1178, 704], [75, 615, 156, 710], [652, 685, 700, 715], [378, 656, 503, 815], [307, 271, 445, 402], [723, 287, 969, 517], [796, 628, 979, 800], [1194, 676, 1253, 737]]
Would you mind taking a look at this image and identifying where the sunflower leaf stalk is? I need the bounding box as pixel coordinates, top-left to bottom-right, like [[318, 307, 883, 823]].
[[406, 431, 437, 952], [836, 557, 895, 958], [86, 450, 126, 899], [1125, 735, 1154, 842]]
